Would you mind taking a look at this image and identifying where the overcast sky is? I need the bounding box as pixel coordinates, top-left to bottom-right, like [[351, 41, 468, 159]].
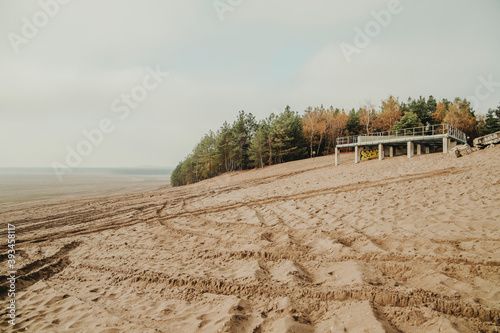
[[1, 0, 499, 168]]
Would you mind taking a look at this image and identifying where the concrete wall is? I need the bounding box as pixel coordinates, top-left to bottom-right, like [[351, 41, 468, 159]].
[[384, 146, 391, 156], [357, 134, 424, 143]]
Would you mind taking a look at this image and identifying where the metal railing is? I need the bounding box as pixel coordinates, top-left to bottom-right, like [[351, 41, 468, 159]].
[[336, 124, 467, 146]]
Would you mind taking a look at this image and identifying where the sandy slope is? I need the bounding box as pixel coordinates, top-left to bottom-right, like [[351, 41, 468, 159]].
[[1, 147, 499, 332]]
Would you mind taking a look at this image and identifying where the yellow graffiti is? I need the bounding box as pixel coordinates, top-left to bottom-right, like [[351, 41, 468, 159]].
[[360, 149, 379, 161]]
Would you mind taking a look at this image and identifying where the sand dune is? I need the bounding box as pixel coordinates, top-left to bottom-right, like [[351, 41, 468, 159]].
[[1, 147, 499, 332]]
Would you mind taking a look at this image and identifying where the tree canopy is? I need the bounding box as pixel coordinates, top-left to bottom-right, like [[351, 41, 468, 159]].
[[171, 96, 499, 187]]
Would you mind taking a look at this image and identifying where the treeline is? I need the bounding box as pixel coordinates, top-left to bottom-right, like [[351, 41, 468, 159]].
[[171, 96, 500, 186]]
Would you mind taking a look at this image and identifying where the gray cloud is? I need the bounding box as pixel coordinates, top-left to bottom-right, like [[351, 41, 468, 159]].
[[1, 0, 499, 167]]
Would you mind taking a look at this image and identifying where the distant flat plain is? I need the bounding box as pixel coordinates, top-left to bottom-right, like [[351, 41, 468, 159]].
[[0, 168, 170, 205]]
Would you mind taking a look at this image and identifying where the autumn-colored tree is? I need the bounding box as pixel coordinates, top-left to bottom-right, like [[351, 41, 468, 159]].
[[442, 98, 476, 137], [432, 101, 448, 123], [359, 104, 377, 134], [326, 108, 348, 151], [378, 96, 402, 131], [302, 106, 326, 157]]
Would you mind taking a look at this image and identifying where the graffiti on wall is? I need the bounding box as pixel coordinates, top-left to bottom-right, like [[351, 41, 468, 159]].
[[360, 149, 379, 161]]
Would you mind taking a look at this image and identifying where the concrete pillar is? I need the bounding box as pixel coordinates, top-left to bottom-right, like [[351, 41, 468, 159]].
[[450, 140, 457, 149], [335, 146, 339, 166], [425, 146, 430, 154], [407, 141, 414, 158], [355, 146, 360, 164], [443, 137, 449, 153], [378, 143, 384, 161], [417, 144, 422, 155], [389, 146, 394, 157]]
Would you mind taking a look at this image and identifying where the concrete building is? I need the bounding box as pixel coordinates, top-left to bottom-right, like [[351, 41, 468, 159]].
[[335, 124, 467, 166]]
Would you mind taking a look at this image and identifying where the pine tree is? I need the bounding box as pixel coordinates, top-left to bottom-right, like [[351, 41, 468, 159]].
[[485, 105, 500, 133], [248, 124, 267, 168], [346, 109, 361, 135], [393, 112, 422, 130], [426, 95, 437, 123]]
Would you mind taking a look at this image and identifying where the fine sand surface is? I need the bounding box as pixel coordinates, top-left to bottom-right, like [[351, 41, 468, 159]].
[[1, 147, 500, 332]]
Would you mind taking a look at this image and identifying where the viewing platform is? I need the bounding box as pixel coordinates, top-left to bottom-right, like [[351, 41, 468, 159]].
[[335, 124, 467, 165]]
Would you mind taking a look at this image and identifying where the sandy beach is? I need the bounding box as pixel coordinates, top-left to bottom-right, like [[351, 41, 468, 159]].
[[1, 147, 499, 332]]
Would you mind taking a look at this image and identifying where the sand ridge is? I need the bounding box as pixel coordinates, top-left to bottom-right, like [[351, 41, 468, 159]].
[[1, 146, 499, 332]]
